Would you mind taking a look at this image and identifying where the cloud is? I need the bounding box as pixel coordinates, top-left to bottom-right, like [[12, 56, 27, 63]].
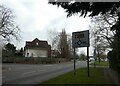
[[1, 0, 91, 54], [45, 15, 91, 34]]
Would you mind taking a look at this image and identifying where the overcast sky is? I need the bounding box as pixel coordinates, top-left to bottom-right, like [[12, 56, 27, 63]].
[[1, 0, 94, 55]]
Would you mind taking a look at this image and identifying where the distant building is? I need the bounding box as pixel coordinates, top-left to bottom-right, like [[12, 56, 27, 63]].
[[24, 38, 51, 58]]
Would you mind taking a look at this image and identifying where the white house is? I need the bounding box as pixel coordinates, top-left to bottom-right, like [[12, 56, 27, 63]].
[[24, 38, 51, 58]]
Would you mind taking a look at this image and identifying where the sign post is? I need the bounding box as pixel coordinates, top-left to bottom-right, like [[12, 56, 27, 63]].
[[73, 48, 76, 75], [72, 30, 90, 77], [87, 47, 89, 77], [94, 49, 96, 68]]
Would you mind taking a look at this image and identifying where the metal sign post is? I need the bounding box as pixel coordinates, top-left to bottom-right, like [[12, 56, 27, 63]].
[[87, 47, 90, 77], [73, 48, 76, 75], [72, 30, 90, 77]]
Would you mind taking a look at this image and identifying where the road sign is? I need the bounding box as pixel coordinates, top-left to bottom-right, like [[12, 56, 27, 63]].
[[72, 30, 89, 48], [72, 30, 90, 77]]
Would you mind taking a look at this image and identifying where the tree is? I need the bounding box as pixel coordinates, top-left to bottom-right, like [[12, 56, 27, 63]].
[[47, 29, 61, 58], [90, 14, 117, 48], [0, 5, 20, 41], [47, 29, 72, 60], [47, 29, 59, 50], [14, 48, 24, 57], [49, 2, 119, 17], [58, 29, 71, 60], [90, 14, 117, 62], [19, 48, 24, 57], [5, 43, 16, 52], [2, 43, 16, 57]]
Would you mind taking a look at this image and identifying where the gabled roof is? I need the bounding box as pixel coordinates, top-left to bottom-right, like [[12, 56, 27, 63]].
[[25, 38, 49, 49]]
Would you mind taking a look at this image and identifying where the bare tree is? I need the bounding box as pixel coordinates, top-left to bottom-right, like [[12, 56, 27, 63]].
[[47, 29, 72, 60], [90, 14, 117, 62], [47, 29, 59, 50], [0, 5, 20, 41], [90, 14, 117, 50]]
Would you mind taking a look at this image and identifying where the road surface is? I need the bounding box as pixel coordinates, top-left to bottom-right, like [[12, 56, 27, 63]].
[[2, 61, 87, 85]]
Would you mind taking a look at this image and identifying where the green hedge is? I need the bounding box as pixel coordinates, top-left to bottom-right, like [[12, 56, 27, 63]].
[[107, 49, 120, 73]]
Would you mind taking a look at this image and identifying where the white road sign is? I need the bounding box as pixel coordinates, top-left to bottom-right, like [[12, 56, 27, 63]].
[[72, 30, 90, 48]]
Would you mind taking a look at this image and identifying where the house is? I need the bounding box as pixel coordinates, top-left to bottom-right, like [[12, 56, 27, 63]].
[[24, 38, 51, 58]]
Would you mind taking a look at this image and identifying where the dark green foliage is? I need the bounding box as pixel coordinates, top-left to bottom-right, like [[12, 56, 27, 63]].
[[20, 48, 23, 52], [19, 48, 24, 56], [110, 33, 120, 72], [14, 48, 24, 57], [49, 2, 120, 17], [2, 43, 16, 57], [5, 43, 16, 52], [2, 43, 17, 63], [108, 49, 120, 73]]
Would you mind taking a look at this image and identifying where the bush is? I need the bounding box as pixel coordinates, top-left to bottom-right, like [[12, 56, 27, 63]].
[[107, 49, 120, 73]]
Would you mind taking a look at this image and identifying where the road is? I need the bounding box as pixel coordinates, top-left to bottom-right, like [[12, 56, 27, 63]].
[[2, 61, 87, 85]]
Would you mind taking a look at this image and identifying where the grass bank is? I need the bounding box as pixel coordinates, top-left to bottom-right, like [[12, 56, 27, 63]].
[[37, 67, 111, 84]]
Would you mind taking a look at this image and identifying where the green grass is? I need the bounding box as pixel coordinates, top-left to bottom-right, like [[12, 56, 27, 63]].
[[38, 67, 110, 84], [90, 61, 109, 66]]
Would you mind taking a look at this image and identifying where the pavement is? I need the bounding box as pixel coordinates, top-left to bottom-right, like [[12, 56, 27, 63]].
[[90, 61, 120, 86], [103, 67, 120, 86]]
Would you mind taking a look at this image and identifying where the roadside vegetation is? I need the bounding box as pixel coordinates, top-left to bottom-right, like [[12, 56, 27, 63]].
[[49, 2, 120, 75], [90, 61, 109, 66], [38, 67, 112, 84]]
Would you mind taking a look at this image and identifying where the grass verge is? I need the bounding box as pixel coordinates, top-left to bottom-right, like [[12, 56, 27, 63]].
[[90, 61, 109, 66], [37, 67, 111, 84]]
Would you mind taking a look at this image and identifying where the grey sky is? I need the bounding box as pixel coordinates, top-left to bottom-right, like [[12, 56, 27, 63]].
[[1, 0, 93, 55]]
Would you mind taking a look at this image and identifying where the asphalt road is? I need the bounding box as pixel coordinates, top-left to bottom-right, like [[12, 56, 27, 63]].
[[2, 61, 87, 84]]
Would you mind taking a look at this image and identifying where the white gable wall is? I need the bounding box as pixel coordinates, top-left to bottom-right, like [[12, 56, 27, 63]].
[[25, 49, 47, 57]]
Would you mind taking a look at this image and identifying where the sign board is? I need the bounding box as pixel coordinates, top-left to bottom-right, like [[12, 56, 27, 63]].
[[72, 30, 90, 48]]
